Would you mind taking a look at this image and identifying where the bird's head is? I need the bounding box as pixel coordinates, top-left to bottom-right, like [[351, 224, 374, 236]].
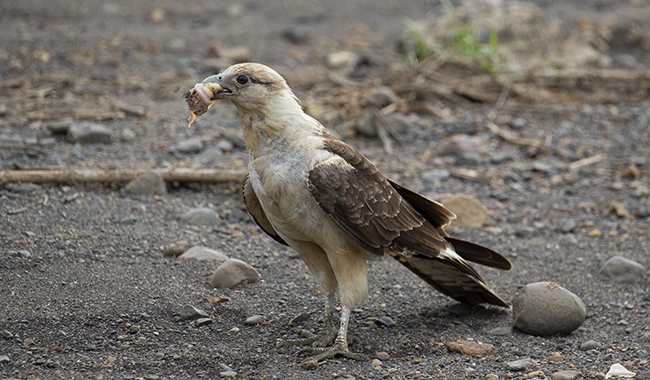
[[198, 63, 299, 114]]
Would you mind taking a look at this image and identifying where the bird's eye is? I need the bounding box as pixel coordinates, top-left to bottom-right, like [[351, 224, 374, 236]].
[[236, 75, 249, 85]]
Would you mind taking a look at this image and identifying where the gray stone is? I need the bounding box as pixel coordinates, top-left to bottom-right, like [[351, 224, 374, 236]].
[[486, 326, 512, 336], [561, 219, 577, 233], [209, 259, 260, 289], [377, 316, 396, 327], [512, 282, 586, 336], [163, 241, 188, 257], [506, 358, 536, 371], [516, 226, 538, 238], [180, 305, 209, 321], [245, 315, 265, 325], [68, 122, 112, 144], [1, 330, 13, 339], [599, 256, 646, 283], [326, 51, 357, 69], [178, 246, 228, 263], [613, 54, 637, 68], [18, 250, 31, 259], [123, 171, 167, 196], [367, 87, 396, 108], [511, 118, 528, 130], [636, 371, 650, 380], [0, 355, 9, 364], [422, 169, 450, 183], [551, 370, 583, 380], [120, 128, 136, 142], [6, 183, 42, 193], [179, 208, 220, 227], [579, 340, 601, 351], [455, 152, 483, 167], [195, 318, 213, 327], [168, 137, 203, 154], [47, 118, 74, 134], [355, 114, 377, 138]]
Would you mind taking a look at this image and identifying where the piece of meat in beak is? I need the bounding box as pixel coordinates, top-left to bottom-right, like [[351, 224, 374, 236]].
[[185, 81, 223, 128]]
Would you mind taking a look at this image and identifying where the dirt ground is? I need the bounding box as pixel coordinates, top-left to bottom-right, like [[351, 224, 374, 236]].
[[1, 0, 649, 379]]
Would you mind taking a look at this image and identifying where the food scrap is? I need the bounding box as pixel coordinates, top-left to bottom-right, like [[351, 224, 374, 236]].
[[185, 82, 222, 128]]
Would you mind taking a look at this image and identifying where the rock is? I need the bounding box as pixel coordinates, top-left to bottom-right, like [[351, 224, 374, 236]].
[[120, 128, 136, 142], [447, 340, 495, 356], [376, 316, 396, 327], [195, 318, 213, 327], [375, 352, 390, 360], [163, 241, 188, 257], [68, 122, 112, 144], [178, 246, 228, 263], [613, 54, 637, 68], [486, 327, 512, 336], [549, 353, 564, 362], [511, 118, 528, 130], [6, 183, 42, 193], [245, 315, 265, 325], [641, 332, 650, 342], [18, 250, 31, 259], [551, 370, 583, 380], [47, 118, 74, 134], [220, 370, 237, 377], [179, 305, 209, 321], [149, 8, 166, 23], [0, 355, 9, 364], [516, 226, 537, 238], [604, 363, 636, 379], [579, 340, 601, 351], [636, 371, 650, 380], [282, 26, 310, 44], [441, 134, 490, 157], [326, 51, 357, 69], [599, 256, 646, 283], [561, 219, 577, 233], [607, 201, 629, 218], [512, 282, 586, 336], [422, 169, 450, 183], [436, 194, 490, 229], [119, 217, 135, 225], [123, 171, 167, 196], [366, 87, 396, 108], [455, 152, 483, 167], [355, 114, 377, 138], [209, 259, 260, 289], [506, 358, 536, 371], [168, 137, 203, 154], [371, 359, 382, 367], [179, 208, 220, 227], [1, 330, 14, 339]]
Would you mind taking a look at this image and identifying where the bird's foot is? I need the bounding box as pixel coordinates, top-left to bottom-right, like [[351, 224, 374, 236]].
[[276, 327, 337, 349], [299, 341, 366, 370]]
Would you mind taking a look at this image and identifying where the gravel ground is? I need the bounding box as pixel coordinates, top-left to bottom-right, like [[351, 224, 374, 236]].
[[1, 0, 649, 379]]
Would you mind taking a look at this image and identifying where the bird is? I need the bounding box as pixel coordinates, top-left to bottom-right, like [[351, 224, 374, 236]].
[[185, 63, 512, 368]]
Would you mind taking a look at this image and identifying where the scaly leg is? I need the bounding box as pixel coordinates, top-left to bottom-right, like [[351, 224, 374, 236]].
[[299, 305, 365, 369]]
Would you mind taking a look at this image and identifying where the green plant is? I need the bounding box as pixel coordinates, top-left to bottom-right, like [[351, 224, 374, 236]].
[[404, 0, 502, 75]]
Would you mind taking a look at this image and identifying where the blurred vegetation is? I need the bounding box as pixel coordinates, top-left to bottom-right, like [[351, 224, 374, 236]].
[[404, 0, 502, 75]]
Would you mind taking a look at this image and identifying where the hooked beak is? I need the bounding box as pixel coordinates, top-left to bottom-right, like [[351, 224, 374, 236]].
[[201, 75, 234, 100]]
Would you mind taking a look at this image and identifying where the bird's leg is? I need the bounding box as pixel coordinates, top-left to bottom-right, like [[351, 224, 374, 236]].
[[299, 305, 365, 369], [277, 295, 337, 348]]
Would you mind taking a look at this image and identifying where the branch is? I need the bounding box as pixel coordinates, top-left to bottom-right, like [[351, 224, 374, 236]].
[[0, 168, 248, 184]]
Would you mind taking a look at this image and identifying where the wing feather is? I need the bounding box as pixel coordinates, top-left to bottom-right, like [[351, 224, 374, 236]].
[[243, 175, 288, 246]]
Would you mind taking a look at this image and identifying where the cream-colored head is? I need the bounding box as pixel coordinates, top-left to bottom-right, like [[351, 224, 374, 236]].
[[202, 63, 301, 116]]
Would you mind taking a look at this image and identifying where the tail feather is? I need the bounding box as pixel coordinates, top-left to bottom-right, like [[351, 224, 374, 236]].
[[388, 251, 510, 308], [446, 237, 512, 271]]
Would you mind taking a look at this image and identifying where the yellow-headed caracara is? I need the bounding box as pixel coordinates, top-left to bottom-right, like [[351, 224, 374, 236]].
[[185, 63, 511, 369]]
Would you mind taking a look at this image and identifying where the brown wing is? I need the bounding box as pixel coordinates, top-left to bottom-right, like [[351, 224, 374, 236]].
[[243, 175, 288, 246], [308, 139, 431, 256]]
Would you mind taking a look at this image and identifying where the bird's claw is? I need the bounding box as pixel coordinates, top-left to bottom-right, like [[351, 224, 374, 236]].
[[299, 343, 366, 369], [276, 328, 337, 349]]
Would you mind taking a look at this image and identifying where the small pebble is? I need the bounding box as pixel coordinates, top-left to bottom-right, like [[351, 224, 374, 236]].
[[1, 330, 14, 339], [376, 352, 390, 360], [195, 318, 213, 327], [245, 315, 265, 325], [179, 305, 210, 321], [579, 340, 601, 351], [506, 358, 536, 371], [0, 355, 10, 364], [599, 256, 646, 283], [376, 316, 396, 327], [179, 208, 221, 227], [209, 259, 260, 289], [551, 370, 583, 380], [371, 358, 382, 367], [18, 250, 31, 259]]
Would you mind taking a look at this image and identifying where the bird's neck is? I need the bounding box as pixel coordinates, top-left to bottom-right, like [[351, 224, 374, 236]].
[[235, 92, 322, 159]]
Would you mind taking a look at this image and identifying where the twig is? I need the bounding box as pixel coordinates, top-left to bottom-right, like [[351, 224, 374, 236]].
[[485, 121, 548, 150], [0, 168, 248, 184], [488, 80, 511, 121], [438, 165, 495, 186], [568, 154, 605, 171]]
